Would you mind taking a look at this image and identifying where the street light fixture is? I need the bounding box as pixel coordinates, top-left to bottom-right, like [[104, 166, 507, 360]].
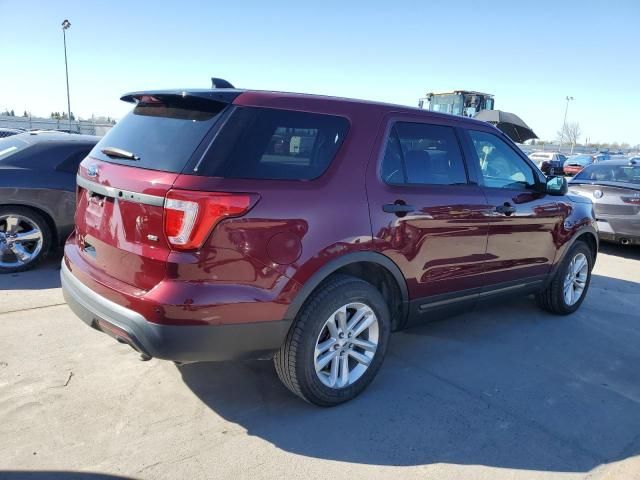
[[61, 19, 72, 132], [559, 95, 574, 152]]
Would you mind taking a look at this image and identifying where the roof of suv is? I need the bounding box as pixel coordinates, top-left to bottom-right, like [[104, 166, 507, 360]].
[[120, 88, 495, 130]]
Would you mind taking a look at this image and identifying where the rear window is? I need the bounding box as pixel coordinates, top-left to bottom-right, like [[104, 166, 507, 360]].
[[89, 99, 226, 172], [575, 164, 640, 184], [197, 107, 349, 180]]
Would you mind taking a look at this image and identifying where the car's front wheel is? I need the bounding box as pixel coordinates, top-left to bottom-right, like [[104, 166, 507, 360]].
[[0, 207, 52, 274], [536, 240, 593, 315], [274, 275, 391, 406]]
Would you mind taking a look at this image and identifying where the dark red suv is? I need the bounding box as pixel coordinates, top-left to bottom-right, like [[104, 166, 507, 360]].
[[62, 86, 598, 406]]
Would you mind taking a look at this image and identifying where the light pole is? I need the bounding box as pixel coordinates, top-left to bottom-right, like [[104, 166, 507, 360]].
[[61, 19, 72, 132], [559, 95, 573, 152]]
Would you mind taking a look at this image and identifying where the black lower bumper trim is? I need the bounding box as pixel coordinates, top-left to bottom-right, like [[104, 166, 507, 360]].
[[60, 262, 292, 362]]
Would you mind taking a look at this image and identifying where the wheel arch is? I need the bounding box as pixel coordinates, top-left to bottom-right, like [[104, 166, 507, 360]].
[[0, 202, 60, 246], [0, 202, 58, 245], [551, 226, 598, 278], [284, 252, 409, 331]]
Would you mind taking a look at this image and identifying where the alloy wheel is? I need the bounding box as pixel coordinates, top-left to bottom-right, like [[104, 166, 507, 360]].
[[314, 302, 379, 389], [563, 252, 589, 306], [0, 214, 44, 268]]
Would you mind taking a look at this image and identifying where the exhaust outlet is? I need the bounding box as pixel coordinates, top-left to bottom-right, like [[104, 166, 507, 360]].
[[621, 238, 630, 245]]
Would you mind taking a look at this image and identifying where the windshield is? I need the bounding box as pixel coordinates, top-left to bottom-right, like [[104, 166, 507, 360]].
[[574, 164, 640, 184], [429, 94, 464, 116], [0, 136, 30, 161]]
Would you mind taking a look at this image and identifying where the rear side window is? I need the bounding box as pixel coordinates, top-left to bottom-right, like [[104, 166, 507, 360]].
[[57, 147, 92, 173], [198, 107, 349, 180], [89, 99, 227, 172], [381, 122, 467, 185]]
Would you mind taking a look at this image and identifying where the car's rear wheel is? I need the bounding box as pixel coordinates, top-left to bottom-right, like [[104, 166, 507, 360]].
[[274, 274, 391, 406], [0, 207, 52, 274], [536, 240, 593, 315]]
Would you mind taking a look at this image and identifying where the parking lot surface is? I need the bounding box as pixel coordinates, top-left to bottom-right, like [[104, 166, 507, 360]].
[[1, 245, 639, 480]]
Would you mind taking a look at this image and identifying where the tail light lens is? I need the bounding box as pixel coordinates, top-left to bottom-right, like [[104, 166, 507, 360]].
[[622, 196, 640, 205], [164, 190, 256, 251]]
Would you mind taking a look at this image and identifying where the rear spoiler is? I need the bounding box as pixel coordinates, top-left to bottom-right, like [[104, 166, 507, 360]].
[[120, 89, 242, 106]]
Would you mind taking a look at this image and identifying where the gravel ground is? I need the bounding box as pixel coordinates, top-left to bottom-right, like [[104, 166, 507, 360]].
[[1, 244, 639, 480]]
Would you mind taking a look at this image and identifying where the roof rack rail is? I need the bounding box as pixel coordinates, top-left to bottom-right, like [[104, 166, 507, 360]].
[[211, 78, 234, 89]]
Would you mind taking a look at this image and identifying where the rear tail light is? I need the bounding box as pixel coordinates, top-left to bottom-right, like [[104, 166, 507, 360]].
[[163, 190, 256, 250], [622, 196, 640, 205]]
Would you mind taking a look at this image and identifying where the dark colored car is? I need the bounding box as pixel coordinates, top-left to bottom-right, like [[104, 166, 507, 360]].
[[0, 131, 99, 273], [528, 151, 568, 175], [61, 87, 598, 406], [570, 159, 640, 245], [564, 154, 596, 176], [0, 127, 25, 138]]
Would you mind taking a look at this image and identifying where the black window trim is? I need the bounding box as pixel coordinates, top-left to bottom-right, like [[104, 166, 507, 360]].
[[379, 118, 474, 188], [461, 127, 547, 191]]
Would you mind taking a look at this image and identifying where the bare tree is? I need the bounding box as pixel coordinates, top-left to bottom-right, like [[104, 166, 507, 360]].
[[557, 122, 581, 153]]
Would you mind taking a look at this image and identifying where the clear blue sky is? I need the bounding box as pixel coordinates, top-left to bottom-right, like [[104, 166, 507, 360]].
[[1, 0, 638, 145]]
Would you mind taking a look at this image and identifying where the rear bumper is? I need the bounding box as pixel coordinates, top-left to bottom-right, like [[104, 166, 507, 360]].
[[596, 217, 640, 245], [61, 262, 291, 362], [563, 166, 583, 176]]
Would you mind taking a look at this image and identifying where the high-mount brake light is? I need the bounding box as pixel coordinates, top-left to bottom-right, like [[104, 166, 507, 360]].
[[136, 95, 163, 104]]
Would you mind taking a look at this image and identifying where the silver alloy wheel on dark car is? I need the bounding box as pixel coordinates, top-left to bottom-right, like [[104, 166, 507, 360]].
[[314, 302, 380, 389], [0, 214, 44, 268], [563, 252, 589, 306]]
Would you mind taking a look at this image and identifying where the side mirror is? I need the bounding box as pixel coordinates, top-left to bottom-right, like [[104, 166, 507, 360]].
[[546, 175, 568, 195]]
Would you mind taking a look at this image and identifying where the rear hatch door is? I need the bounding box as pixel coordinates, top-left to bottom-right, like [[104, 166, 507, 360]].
[[74, 92, 234, 290]]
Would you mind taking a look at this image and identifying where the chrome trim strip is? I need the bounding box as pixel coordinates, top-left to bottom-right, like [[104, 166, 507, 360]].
[[76, 175, 165, 207]]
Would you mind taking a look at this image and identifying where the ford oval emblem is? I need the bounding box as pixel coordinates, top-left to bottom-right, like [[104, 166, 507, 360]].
[[87, 165, 99, 177], [593, 190, 603, 199]]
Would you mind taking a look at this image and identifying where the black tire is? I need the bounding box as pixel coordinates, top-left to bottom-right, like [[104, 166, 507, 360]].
[[536, 240, 593, 315], [274, 274, 391, 406], [0, 206, 52, 274]]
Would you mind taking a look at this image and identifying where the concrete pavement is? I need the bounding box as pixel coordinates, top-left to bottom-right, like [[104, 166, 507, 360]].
[[1, 245, 639, 480]]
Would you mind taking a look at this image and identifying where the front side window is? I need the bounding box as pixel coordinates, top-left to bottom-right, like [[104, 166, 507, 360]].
[[380, 122, 467, 186], [199, 107, 349, 180], [468, 130, 536, 190]]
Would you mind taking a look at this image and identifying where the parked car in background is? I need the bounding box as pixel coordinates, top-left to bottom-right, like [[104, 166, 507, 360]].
[[528, 151, 568, 175], [0, 127, 25, 138], [0, 131, 99, 273], [61, 86, 597, 406], [593, 153, 609, 163], [570, 159, 640, 245], [564, 154, 596, 176]]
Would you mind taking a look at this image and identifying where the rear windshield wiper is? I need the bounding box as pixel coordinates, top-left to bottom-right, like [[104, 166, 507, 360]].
[[101, 147, 140, 161]]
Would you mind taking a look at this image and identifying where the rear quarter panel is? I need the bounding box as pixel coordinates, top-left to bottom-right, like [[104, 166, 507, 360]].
[[171, 98, 388, 312], [0, 169, 77, 244]]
